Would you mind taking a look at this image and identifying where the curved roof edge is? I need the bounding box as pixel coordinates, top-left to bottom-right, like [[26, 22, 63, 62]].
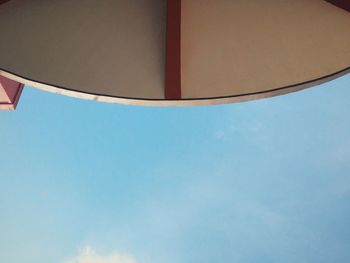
[[1, 67, 350, 107]]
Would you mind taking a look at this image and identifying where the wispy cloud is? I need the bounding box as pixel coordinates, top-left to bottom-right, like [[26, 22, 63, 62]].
[[64, 246, 136, 263], [214, 119, 266, 142], [215, 130, 226, 140]]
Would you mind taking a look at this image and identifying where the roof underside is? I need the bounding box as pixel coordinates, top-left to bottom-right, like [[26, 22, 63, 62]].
[[0, 0, 350, 106]]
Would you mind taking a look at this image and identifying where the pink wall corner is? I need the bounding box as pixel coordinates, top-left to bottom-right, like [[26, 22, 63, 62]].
[[0, 75, 24, 110]]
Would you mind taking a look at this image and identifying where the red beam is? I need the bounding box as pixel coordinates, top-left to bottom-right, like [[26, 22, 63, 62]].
[[165, 0, 181, 100], [325, 0, 350, 12]]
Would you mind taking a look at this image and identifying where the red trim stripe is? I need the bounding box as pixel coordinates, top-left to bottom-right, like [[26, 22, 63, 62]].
[[325, 0, 350, 12], [165, 0, 181, 100]]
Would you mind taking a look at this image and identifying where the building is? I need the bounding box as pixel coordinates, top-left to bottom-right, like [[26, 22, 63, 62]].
[[1, 0, 350, 110]]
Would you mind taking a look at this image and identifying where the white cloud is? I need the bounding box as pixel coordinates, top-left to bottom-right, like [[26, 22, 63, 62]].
[[64, 246, 136, 263]]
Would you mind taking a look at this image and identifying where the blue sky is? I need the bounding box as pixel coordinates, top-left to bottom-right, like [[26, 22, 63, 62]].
[[1, 75, 350, 263]]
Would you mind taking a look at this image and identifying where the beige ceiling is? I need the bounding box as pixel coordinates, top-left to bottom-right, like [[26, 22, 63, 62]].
[[0, 0, 349, 106]]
